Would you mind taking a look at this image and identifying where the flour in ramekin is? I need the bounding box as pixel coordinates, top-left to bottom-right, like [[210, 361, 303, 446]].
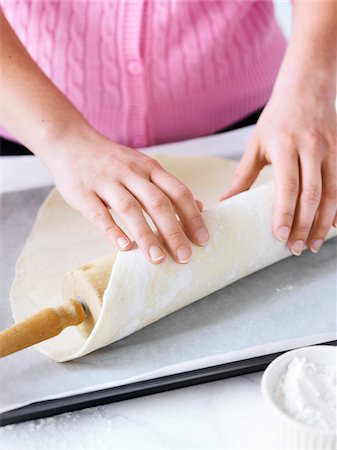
[[274, 356, 336, 431]]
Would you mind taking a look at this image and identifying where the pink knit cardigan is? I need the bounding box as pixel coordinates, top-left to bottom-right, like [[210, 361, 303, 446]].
[[1, 1, 286, 148]]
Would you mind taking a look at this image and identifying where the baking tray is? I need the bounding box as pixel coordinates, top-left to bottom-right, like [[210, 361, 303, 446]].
[[1, 342, 336, 427], [0, 187, 336, 426]]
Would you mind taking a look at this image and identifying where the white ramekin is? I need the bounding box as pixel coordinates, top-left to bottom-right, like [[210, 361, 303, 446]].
[[261, 345, 336, 450]]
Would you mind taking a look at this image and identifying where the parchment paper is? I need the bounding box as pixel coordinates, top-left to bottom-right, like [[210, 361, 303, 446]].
[[0, 187, 336, 414]]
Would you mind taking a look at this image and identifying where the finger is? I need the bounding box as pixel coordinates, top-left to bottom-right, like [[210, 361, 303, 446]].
[[307, 160, 337, 253], [128, 178, 193, 263], [173, 199, 204, 239], [272, 150, 299, 243], [150, 168, 209, 247], [78, 192, 132, 251], [288, 154, 322, 256], [196, 199, 203, 212], [220, 141, 264, 201], [102, 186, 166, 264]]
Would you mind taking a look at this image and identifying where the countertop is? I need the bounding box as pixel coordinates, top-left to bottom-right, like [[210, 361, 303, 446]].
[[0, 126, 272, 450]]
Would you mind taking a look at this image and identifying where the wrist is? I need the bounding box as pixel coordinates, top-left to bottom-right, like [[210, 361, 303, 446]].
[[273, 41, 336, 102], [33, 117, 101, 166], [273, 48, 336, 102]]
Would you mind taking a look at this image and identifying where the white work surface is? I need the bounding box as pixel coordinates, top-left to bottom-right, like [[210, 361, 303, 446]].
[[0, 127, 299, 449]]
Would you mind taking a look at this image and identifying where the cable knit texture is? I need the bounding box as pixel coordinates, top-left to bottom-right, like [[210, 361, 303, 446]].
[[1, 0, 286, 148]]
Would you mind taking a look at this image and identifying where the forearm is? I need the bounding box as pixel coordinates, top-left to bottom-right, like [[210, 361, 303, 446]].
[[0, 10, 94, 159], [274, 1, 336, 98]]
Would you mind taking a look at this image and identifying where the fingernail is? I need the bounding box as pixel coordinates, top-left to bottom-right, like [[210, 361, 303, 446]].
[[177, 245, 192, 263], [117, 236, 130, 250], [291, 240, 305, 256], [277, 226, 290, 243], [149, 245, 165, 262], [310, 239, 323, 254], [333, 221, 337, 229], [196, 228, 209, 246]]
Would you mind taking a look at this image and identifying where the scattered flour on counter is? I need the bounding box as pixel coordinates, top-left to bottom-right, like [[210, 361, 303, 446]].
[[274, 356, 336, 431], [275, 284, 296, 293]]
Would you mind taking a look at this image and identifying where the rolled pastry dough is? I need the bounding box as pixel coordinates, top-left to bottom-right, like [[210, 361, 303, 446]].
[[10, 155, 336, 361]]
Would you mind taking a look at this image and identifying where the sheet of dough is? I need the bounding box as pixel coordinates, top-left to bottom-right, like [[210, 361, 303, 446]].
[[10, 155, 336, 362]]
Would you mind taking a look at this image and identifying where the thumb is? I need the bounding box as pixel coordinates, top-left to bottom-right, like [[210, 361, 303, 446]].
[[220, 141, 265, 201]]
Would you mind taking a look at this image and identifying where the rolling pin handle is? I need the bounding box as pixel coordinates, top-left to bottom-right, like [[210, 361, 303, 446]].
[[0, 299, 87, 358]]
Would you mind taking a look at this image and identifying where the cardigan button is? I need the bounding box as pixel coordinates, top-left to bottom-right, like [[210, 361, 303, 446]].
[[126, 59, 143, 76]]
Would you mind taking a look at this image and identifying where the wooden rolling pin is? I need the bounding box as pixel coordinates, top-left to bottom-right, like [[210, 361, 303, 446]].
[[0, 299, 87, 358], [0, 254, 114, 358]]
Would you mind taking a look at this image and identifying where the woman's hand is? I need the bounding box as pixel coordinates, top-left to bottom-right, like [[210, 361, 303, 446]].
[[41, 130, 209, 264], [221, 0, 336, 256], [0, 10, 208, 264], [0, 10, 209, 264], [221, 77, 336, 255]]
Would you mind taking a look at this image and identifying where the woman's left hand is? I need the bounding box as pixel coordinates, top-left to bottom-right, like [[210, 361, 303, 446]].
[[220, 75, 336, 256]]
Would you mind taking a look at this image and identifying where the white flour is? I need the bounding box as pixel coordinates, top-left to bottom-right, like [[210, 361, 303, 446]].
[[274, 356, 336, 431]]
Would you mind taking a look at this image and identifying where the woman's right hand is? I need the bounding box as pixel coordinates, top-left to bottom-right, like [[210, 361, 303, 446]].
[[41, 129, 209, 264], [0, 9, 209, 263]]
